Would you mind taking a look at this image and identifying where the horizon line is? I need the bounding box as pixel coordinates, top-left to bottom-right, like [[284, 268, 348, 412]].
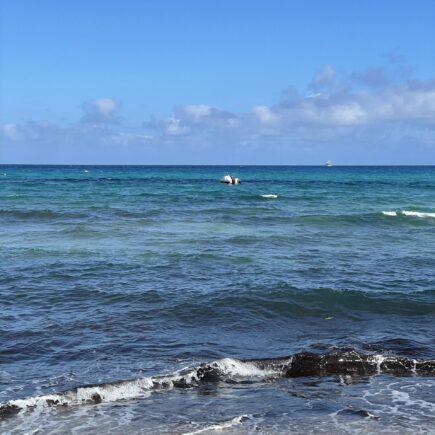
[[1, 163, 435, 167]]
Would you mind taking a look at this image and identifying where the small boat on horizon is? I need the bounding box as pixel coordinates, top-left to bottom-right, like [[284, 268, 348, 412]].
[[325, 160, 333, 167], [220, 174, 241, 185]]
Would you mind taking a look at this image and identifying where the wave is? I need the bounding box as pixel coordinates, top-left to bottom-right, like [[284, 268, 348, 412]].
[[382, 210, 435, 218], [12, 286, 430, 319], [260, 194, 278, 199], [0, 208, 88, 221], [160, 287, 435, 321], [289, 210, 435, 226], [183, 415, 252, 434], [1, 349, 433, 420], [3, 206, 435, 225], [0, 358, 276, 419], [0, 208, 61, 220]]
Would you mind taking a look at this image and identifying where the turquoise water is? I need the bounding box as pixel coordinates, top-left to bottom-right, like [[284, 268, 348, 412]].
[[1, 166, 434, 433]]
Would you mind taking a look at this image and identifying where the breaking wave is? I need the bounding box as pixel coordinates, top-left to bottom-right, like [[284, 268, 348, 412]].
[[1, 349, 434, 420], [382, 210, 435, 218], [260, 194, 278, 199], [183, 415, 252, 434]]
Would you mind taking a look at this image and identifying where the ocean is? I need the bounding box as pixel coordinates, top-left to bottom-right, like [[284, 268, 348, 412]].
[[0, 165, 434, 434]]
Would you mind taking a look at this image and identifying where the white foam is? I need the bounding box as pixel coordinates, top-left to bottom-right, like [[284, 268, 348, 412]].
[[6, 377, 155, 411], [212, 358, 276, 377], [183, 415, 250, 435], [261, 194, 278, 199], [1, 358, 276, 414], [402, 210, 435, 218], [372, 355, 386, 374], [382, 210, 435, 218], [75, 378, 154, 402]]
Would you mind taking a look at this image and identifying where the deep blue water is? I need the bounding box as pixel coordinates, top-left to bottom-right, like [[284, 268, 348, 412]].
[[0, 165, 434, 434]]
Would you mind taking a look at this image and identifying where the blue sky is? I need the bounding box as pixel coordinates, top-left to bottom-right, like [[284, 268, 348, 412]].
[[1, 0, 434, 164]]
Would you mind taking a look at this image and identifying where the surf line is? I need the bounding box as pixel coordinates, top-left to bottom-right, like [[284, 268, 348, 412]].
[[1, 349, 434, 419]]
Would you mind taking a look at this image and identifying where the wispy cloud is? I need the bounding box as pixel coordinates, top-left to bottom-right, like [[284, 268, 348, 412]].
[[80, 98, 122, 125], [144, 105, 239, 136], [309, 64, 337, 90]]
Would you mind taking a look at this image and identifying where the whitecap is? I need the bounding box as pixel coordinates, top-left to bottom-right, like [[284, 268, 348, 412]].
[[0, 358, 278, 414], [261, 194, 278, 199], [183, 415, 251, 435], [3, 352, 433, 417], [211, 358, 276, 377], [402, 210, 435, 218], [382, 210, 435, 218]]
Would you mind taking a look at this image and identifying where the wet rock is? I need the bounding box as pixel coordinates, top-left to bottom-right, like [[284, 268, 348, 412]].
[[91, 393, 102, 404], [0, 404, 21, 419]]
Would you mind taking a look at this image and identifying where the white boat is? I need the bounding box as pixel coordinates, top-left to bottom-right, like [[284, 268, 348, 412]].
[[325, 160, 333, 167], [220, 174, 241, 185]]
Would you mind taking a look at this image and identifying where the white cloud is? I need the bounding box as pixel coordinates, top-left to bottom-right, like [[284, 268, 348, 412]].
[[0, 98, 143, 150], [145, 104, 240, 136], [165, 116, 190, 135], [104, 132, 154, 146], [182, 104, 213, 121], [310, 64, 336, 89], [1, 123, 23, 140], [252, 106, 279, 125], [263, 79, 435, 132], [328, 102, 367, 125], [80, 97, 121, 124], [1, 121, 63, 143], [2, 62, 435, 164], [140, 68, 435, 153]]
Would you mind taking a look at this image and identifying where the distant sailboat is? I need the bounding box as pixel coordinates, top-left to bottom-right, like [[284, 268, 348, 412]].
[[325, 160, 333, 167]]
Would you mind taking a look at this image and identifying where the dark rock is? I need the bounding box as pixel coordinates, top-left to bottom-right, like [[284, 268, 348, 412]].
[[0, 404, 21, 419], [46, 399, 60, 406], [196, 365, 222, 382], [91, 393, 102, 404]]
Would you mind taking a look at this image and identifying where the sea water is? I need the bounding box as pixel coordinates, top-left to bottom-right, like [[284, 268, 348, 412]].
[[0, 166, 434, 434]]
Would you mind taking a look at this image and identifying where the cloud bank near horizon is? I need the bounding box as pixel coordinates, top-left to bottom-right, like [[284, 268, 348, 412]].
[[2, 60, 435, 164]]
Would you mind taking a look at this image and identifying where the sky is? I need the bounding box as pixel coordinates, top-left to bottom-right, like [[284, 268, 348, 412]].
[[1, 0, 434, 164]]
